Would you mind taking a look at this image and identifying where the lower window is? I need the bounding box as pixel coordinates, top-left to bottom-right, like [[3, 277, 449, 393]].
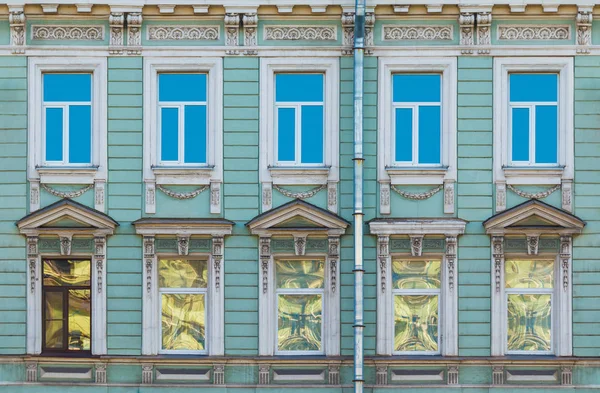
[[159, 258, 208, 353], [42, 259, 91, 353], [276, 259, 324, 354]]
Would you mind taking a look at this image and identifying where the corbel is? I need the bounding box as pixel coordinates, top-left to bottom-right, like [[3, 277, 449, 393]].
[[526, 234, 539, 255], [393, 5, 410, 13], [458, 12, 475, 54], [258, 364, 271, 384], [365, 8, 376, 49], [242, 12, 258, 55], [177, 235, 190, 256], [143, 236, 155, 295], [476, 12, 492, 54], [26, 362, 37, 382], [224, 13, 241, 55], [41, 4, 58, 13], [277, 6, 293, 13], [210, 182, 221, 214], [142, 364, 153, 384], [561, 367, 572, 385], [445, 236, 457, 292], [328, 364, 340, 384], [311, 6, 328, 13], [193, 6, 209, 14], [376, 365, 388, 385], [427, 5, 443, 13], [212, 236, 224, 291], [158, 5, 175, 14], [410, 235, 423, 257], [492, 366, 504, 385], [76, 4, 93, 13], [509, 5, 526, 12], [60, 235, 72, 256], [127, 11, 143, 55], [577, 7, 593, 54], [260, 237, 271, 294], [109, 9, 125, 55], [447, 366, 459, 385], [294, 234, 307, 256], [341, 8, 355, 56], [543, 4, 559, 13], [9, 6, 26, 55]]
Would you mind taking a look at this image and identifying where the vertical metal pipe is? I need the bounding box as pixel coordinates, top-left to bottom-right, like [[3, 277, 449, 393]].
[[353, 1, 365, 393]]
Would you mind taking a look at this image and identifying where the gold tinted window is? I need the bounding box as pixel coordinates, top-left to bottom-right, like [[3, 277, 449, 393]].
[[392, 260, 441, 290], [507, 294, 552, 352], [159, 259, 208, 288], [43, 260, 91, 286], [161, 293, 206, 351], [276, 260, 325, 289], [505, 260, 554, 289]]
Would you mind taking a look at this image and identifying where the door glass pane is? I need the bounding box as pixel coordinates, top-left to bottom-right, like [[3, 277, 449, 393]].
[[277, 294, 322, 351], [505, 260, 554, 289], [158, 259, 208, 288], [394, 294, 439, 352], [161, 293, 206, 350], [68, 289, 91, 351], [276, 260, 325, 289], [392, 260, 441, 289], [507, 294, 552, 351], [43, 259, 91, 286], [44, 291, 63, 349]]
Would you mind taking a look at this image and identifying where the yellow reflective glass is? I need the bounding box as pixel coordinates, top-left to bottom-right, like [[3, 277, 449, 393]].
[[44, 291, 63, 349], [43, 259, 91, 286], [158, 259, 208, 288], [505, 260, 554, 289], [68, 289, 91, 351], [277, 294, 322, 351], [161, 293, 206, 351], [276, 260, 325, 289], [507, 294, 552, 351], [394, 295, 438, 352], [392, 260, 441, 290]]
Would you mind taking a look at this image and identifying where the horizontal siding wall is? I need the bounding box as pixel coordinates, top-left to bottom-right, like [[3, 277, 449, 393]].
[[0, 56, 27, 354]]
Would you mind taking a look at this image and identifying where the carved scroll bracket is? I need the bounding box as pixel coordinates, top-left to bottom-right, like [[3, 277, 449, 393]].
[[476, 12, 492, 53], [260, 237, 271, 294], [560, 236, 572, 292], [177, 235, 190, 256], [492, 236, 504, 293], [445, 236, 457, 292], [341, 10, 355, 56], [410, 235, 423, 257], [212, 236, 224, 291], [377, 235, 390, 293], [576, 8, 592, 54], [9, 7, 26, 54], [225, 13, 240, 55], [526, 234, 539, 255], [27, 237, 39, 294], [109, 11, 125, 55], [459, 13, 475, 54], [242, 13, 258, 55], [328, 237, 340, 293], [127, 12, 143, 55], [143, 236, 155, 295], [294, 235, 307, 256], [60, 235, 72, 256], [94, 237, 106, 294]]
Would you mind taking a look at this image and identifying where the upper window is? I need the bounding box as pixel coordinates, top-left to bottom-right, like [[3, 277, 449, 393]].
[[509, 73, 558, 166], [275, 73, 324, 166], [158, 73, 208, 165], [43, 74, 93, 165], [42, 259, 92, 353], [392, 74, 441, 166]]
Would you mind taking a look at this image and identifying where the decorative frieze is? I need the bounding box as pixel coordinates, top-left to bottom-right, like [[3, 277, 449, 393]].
[[527, 235, 539, 255], [576, 9, 593, 53], [410, 235, 423, 257], [392, 184, 443, 200], [507, 184, 560, 200], [459, 13, 475, 54], [446, 236, 457, 292], [42, 183, 94, 199], [144, 237, 155, 294], [498, 25, 571, 41], [377, 235, 389, 293], [444, 181, 455, 214], [383, 25, 453, 41], [264, 25, 337, 41], [32, 25, 104, 41], [212, 236, 223, 291], [157, 184, 208, 199], [260, 237, 271, 294], [9, 7, 26, 54], [273, 184, 326, 200], [147, 25, 220, 41], [492, 236, 504, 293], [127, 12, 143, 55], [477, 12, 492, 53]]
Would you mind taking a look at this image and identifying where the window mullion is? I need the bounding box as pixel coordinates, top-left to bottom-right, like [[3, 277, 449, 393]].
[[413, 105, 419, 165], [63, 289, 69, 352], [179, 104, 185, 165], [530, 104, 536, 165], [296, 104, 302, 165], [63, 105, 70, 165]]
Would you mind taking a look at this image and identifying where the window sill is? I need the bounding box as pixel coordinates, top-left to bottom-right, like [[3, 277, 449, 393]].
[[503, 167, 564, 185], [269, 166, 330, 186], [386, 167, 448, 185], [152, 166, 214, 185], [36, 166, 99, 185]]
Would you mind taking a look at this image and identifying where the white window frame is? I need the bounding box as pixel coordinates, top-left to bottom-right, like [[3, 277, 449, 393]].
[[260, 57, 339, 187], [378, 57, 457, 186], [28, 57, 107, 186], [156, 255, 210, 355], [494, 57, 573, 186], [143, 57, 223, 213]]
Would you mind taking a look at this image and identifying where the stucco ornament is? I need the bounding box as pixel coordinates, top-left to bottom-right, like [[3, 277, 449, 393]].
[[157, 184, 208, 199], [273, 184, 326, 199], [42, 184, 94, 199], [391, 184, 443, 200], [498, 25, 570, 40], [32, 25, 104, 40], [507, 184, 560, 200], [384, 25, 453, 41], [147, 26, 220, 41], [264, 26, 337, 41]]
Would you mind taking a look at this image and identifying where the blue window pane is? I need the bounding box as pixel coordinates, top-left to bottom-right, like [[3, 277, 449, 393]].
[[395, 108, 413, 162], [159, 74, 207, 102], [161, 107, 179, 161], [535, 105, 558, 164], [301, 105, 324, 164], [45, 107, 63, 161], [184, 105, 207, 164], [68, 105, 91, 164], [276, 74, 324, 102], [277, 108, 296, 161], [510, 74, 558, 102], [418, 106, 441, 164], [44, 74, 91, 102], [393, 74, 441, 103], [512, 107, 530, 162]]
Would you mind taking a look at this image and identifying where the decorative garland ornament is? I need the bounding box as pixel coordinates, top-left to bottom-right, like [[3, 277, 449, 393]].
[[157, 184, 208, 200], [273, 184, 326, 200], [42, 183, 94, 199], [391, 184, 443, 200], [507, 184, 560, 200]]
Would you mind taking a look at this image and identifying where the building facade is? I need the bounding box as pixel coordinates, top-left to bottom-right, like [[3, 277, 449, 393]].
[[0, 0, 599, 391]]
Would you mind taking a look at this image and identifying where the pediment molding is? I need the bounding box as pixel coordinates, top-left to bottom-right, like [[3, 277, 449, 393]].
[[368, 218, 467, 237], [247, 199, 349, 237], [483, 199, 585, 236], [133, 217, 234, 237]]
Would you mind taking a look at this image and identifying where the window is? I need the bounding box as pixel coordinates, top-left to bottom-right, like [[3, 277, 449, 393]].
[[509, 74, 558, 166], [275, 259, 325, 354], [158, 74, 208, 165], [505, 259, 554, 354], [43, 74, 93, 165], [42, 259, 91, 353], [392, 74, 441, 165], [275, 73, 324, 165], [392, 259, 441, 354], [159, 258, 208, 354]]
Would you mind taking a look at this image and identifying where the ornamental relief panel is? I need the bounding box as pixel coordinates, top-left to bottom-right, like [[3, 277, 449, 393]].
[[497, 25, 571, 40], [147, 25, 220, 41], [383, 25, 453, 41], [264, 25, 337, 41], [32, 25, 105, 41]]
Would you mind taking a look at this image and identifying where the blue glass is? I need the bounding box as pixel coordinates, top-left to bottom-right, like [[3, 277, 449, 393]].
[[159, 74, 207, 102], [184, 105, 207, 164], [535, 105, 558, 164], [161, 107, 179, 161], [277, 107, 296, 161], [68, 105, 91, 164], [393, 74, 441, 103], [276, 74, 324, 102], [418, 106, 441, 164], [512, 107, 530, 162], [301, 105, 324, 164], [45, 107, 63, 161], [44, 74, 91, 102], [395, 108, 413, 162], [510, 74, 558, 102]]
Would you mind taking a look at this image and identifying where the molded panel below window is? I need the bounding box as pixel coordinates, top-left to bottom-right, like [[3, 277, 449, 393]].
[[393, 74, 441, 103], [159, 74, 207, 102], [184, 105, 207, 164], [43, 74, 91, 102], [69, 105, 92, 164], [161, 107, 179, 162], [395, 108, 412, 162], [511, 107, 530, 162], [535, 105, 558, 164], [510, 74, 558, 102], [276, 74, 324, 102], [45, 107, 63, 161], [301, 105, 324, 164], [418, 106, 441, 164], [277, 107, 296, 162]]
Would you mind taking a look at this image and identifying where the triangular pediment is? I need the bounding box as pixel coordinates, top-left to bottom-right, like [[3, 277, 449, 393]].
[[247, 199, 349, 235], [483, 199, 585, 235], [17, 198, 119, 235]]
